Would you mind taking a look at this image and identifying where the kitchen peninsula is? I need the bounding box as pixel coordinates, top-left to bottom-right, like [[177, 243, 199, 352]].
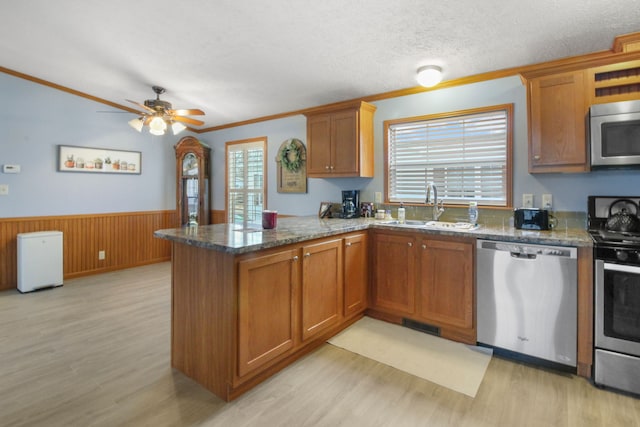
[[155, 216, 593, 401]]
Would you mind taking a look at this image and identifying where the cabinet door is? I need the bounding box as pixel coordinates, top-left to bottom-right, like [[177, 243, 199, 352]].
[[307, 114, 332, 175], [237, 249, 299, 377], [331, 109, 358, 174], [371, 232, 416, 315], [529, 70, 589, 173], [301, 238, 343, 341], [418, 238, 474, 329], [344, 233, 368, 317]]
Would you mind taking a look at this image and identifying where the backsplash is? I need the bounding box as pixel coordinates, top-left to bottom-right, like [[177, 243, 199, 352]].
[[370, 204, 588, 230]]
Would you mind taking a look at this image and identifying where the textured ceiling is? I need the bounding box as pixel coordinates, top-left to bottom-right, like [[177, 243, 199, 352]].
[[1, 1, 639, 129]]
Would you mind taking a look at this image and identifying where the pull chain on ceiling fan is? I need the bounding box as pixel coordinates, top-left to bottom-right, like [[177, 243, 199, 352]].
[[127, 86, 205, 136]]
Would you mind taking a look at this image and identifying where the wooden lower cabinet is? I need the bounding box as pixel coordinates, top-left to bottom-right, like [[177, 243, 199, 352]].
[[237, 248, 299, 378], [417, 237, 475, 343], [301, 238, 343, 341], [171, 236, 357, 401], [370, 231, 416, 315], [343, 233, 368, 317], [369, 230, 476, 344]]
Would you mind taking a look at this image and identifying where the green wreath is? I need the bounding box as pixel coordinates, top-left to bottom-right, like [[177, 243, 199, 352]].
[[280, 141, 302, 172]]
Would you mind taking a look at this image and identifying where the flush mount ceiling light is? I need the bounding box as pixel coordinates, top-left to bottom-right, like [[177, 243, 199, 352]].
[[416, 65, 443, 88], [126, 86, 205, 136]]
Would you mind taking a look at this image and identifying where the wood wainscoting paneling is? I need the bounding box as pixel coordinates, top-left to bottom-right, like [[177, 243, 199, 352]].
[[211, 210, 226, 224], [0, 210, 176, 291]]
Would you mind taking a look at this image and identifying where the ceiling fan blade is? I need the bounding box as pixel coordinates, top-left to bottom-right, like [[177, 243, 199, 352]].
[[168, 108, 205, 116], [172, 115, 205, 126], [126, 99, 156, 114]]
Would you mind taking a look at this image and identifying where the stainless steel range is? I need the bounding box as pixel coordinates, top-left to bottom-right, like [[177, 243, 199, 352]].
[[588, 196, 640, 396]]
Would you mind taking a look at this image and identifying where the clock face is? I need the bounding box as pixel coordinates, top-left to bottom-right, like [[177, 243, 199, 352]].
[[183, 153, 198, 175]]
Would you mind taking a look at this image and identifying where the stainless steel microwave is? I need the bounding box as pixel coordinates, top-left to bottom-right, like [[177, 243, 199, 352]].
[[590, 99, 640, 169]]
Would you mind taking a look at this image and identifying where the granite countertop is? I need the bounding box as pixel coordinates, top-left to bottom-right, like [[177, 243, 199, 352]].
[[154, 215, 593, 254]]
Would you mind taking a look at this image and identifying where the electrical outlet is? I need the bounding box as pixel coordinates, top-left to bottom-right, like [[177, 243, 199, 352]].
[[98, 250, 105, 260], [0, 184, 8, 195], [542, 194, 553, 209], [522, 193, 533, 208], [374, 192, 382, 203]]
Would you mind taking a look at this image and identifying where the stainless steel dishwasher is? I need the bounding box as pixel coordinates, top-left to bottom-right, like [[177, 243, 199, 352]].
[[476, 240, 578, 369]]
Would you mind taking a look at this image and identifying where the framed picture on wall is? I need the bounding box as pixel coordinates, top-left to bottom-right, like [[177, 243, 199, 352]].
[[57, 145, 141, 174]]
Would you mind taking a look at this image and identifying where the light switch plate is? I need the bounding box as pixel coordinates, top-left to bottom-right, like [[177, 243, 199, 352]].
[[3, 164, 20, 174], [523, 193, 533, 208], [0, 184, 8, 195], [542, 194, 553, 209]]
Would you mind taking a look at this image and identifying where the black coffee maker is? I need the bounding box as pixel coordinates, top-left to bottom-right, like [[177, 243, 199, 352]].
[[341, 190, 360, 218]]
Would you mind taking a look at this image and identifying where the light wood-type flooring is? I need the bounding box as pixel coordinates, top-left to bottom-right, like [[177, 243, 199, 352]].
[[1, 262, 639, 427]]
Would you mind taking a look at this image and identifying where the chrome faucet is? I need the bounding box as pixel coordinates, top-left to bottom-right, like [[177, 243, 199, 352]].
[[425, 182, 445, 221]]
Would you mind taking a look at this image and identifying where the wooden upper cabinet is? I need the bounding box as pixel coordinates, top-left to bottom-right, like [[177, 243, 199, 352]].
[[586, 59, 640, 105], [305, 101, 376, 178], [528, 70, 589, 173]]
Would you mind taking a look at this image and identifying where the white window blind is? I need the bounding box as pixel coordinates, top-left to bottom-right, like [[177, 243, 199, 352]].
[[227, 139, 265, 224], [387, 106, 510, 206]]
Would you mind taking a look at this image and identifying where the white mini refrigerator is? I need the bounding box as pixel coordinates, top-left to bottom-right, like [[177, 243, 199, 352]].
[[17, 231, 63, 293]]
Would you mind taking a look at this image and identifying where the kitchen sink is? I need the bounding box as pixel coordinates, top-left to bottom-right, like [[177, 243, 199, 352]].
[[377, 220, 479, 231], [424, 221, 479, 231], [378, 220, 428, 228]]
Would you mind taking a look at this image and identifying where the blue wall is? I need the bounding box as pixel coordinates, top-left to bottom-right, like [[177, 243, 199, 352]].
[[0, 72, 176, 218], [3, 71, 640, 220]]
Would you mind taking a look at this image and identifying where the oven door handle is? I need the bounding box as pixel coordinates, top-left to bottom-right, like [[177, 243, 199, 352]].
[[604, 262, 640, 274]]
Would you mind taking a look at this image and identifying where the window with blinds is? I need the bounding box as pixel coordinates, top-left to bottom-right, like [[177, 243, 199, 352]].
[[226, 138, 266, 224], [385, 104, 512, 207]]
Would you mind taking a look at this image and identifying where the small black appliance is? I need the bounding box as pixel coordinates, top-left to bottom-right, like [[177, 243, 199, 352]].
[[341, 190, 360, 218], [514, 208, 552, 230]]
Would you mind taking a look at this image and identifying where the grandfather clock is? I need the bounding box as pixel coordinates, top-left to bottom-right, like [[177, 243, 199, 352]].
[[175, 136, 211, 227]]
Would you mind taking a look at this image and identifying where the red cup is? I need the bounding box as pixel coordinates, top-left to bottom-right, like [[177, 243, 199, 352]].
[[262, 210, 278, 229]]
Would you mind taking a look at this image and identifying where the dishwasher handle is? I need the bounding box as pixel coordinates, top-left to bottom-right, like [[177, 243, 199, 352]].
[[478, 239, 577, 259], [511, 252, 537, 260]]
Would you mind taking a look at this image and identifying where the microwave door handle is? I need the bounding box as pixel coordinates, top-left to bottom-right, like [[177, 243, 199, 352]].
[[604, 262, 640, 274]]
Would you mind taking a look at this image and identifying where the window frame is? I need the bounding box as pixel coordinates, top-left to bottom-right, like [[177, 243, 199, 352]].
[[225, 136, 268, 224], [383, 104, 513, 208]]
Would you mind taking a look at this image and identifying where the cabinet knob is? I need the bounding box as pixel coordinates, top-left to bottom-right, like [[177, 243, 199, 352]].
[[345, 242, 352, 247], [534, 155, 540, 160], [407, 242, 413, 247], [325, 165, 330, 170], [330, 165, 334, 170], [304, 252, 311, 257], [422, 244, 426, 249], [293, 256, 299, 261]]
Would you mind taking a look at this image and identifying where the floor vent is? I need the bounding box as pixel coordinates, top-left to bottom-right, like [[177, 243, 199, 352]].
[[402, 318, 441, 336]]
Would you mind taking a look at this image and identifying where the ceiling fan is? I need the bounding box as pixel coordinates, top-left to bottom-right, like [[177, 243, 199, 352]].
[[126, 86, 205, 136]]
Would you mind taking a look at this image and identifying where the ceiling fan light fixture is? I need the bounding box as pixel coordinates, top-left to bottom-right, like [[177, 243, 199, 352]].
[[416, 65, 443, 87], [126, 86, 205, 135], [128, 117, 144, 132], [171, 121, 187, 135], [149, 116, 167, 135]]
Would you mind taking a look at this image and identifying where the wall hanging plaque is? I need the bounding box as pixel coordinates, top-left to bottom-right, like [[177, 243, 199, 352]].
[[276, 138, 307, 193]]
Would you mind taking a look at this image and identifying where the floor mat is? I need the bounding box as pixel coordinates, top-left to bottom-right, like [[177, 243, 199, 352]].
[[328, 316, 492, 397]]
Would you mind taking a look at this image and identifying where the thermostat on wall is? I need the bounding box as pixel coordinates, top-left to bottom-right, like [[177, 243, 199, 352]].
[[3, 165, 20, 173]]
